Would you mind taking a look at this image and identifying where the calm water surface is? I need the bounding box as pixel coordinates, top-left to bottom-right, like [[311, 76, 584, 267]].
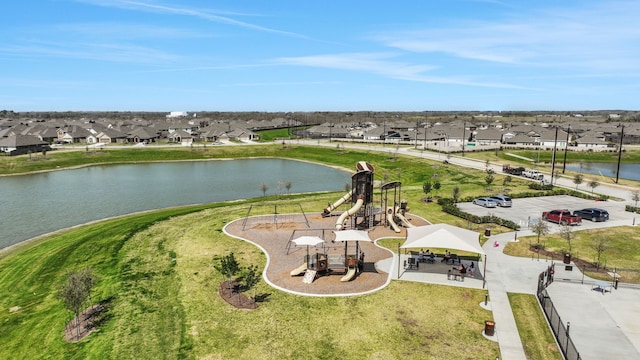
[[0, 159, 349, 249], [564, 162, 640, 181]]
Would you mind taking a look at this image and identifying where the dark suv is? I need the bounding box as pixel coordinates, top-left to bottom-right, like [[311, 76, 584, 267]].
[[573, 208, 609, 222]]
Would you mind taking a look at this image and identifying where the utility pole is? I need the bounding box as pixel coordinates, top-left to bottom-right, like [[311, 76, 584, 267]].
[[615, 125, 624, 184], [414, 119, 419, 149], [550, 126, 559, 184], [562, 124, 571, 174], [424, 118, 429, 150], [462, 121, 466, 156]]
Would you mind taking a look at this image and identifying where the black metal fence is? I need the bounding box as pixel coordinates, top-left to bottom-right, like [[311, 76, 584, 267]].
[[536, 264, 582, 360]]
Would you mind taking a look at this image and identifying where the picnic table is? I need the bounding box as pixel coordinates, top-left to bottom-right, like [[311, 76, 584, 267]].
[[591, 280, 612, 294]]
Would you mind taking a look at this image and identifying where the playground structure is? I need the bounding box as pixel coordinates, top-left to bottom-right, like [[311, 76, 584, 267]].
[[234, 161, 417, 286], [324, 161, 414, 233], [285, 228, 368, 283], [284, 160, 418, 283]]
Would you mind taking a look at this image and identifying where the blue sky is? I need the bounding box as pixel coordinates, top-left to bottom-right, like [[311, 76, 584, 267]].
[[2, 0, 639, 112]]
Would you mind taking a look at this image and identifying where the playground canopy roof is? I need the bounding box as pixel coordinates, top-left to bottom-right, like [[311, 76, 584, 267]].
[[333, 230, 372, 242], [401, 224, 485, 255], [291, 236, 325, 247]]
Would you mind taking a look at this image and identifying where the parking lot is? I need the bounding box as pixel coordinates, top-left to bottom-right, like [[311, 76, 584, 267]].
[[458, 195, 637, 232]]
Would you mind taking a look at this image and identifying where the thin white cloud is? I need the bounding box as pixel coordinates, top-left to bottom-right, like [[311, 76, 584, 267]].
[[275, 52, 527, 89], [1, 40, 181, 64], [77, 0, 309, 39], [374, 1, 640, 71], [51, 22, 212, 40]]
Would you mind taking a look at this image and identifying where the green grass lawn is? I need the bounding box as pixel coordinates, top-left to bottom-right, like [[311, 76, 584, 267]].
[[509, 293, 562, 360], [504, 226, 640, 283], [2, 143, 622, 359], [0, 198, 500, 359]]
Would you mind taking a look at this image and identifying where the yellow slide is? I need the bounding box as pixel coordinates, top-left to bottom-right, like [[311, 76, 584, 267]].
[[386, 212, 402, 233], [324, 190, 353, 214], [395, 212, 415, 228], [335, 197, 364, 230], [289, 263, 307, 276], [340, 267, 357, 282]]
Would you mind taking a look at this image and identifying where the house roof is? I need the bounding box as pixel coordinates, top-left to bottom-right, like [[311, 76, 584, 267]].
[[0, 134, 47, 147]]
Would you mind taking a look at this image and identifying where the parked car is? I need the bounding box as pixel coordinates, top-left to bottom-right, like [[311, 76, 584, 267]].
[[489, 195, 512, 207], [502, 164, 525, 176], [522, 169, 544, 180], [542, 209, 582, 225], [573, 208, 609, 222], [472, 197, 498, 208]]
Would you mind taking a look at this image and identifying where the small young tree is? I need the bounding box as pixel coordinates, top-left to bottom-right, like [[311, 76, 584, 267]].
[[78, 267, 98, 307], [591, 238, 608, 270], [559, 224, 574, 253], [214, 252, 241, 292], [433, 181, 441, 197], [588, 180, 599, 195], [530, 217, 550, 248], [631, 190, 640, 209], [242, 265, 261, 301], [573, 174, 584, 190], [502, 175, 512, 192], [452, 186, 461, 204], [422, 181, 432, 201], [484, 173, 495, 188], [260, 183, 269, 199], [58, 270, 95, 339]]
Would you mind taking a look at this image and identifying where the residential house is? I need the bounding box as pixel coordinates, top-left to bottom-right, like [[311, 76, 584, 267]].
[[0, 134, 50, 155], [474, 128, 503, 145], [574, 134, 610, 151], [168, 129, 194, 146]]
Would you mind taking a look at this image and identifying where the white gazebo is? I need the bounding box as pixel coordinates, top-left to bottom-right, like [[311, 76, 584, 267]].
[[400, 224, 486, 287]]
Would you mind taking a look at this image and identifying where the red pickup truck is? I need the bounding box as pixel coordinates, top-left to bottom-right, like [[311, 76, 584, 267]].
[[542, 210, 582, 225]]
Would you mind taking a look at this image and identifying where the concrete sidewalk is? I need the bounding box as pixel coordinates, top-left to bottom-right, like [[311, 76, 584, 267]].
[[485, 231, 640, 360]]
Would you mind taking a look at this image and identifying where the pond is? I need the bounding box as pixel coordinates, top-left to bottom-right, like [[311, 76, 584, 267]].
[[0, 158, 350, 249], [564, 162, 640, 181]]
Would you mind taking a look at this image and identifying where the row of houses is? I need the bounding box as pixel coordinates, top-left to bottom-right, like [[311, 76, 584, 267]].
[[301, 119, 640, 151], [0, 115, 293, 155], [2, 112, 639, 155]]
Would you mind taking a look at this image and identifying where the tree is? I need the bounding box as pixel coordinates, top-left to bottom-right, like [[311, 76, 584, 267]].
[[502, 175, 512, 192], [631, 190, 640, 209], [591, 238, 608, 270], [214, 252, 241, 292], [241, 265, 261, 301], [588, 180, 599, 195], [78, 267, 98, 306], [530, 217, 550, 248], [260, 183, 269, 199], [58, 268, 97, 339], [422, 181, 432, 201], [452, 186, 461, 204], [484, 173, 494, 188], [573, 174, 584, 190], [559, 224, 574, 253], [433, 181, 441, 197]]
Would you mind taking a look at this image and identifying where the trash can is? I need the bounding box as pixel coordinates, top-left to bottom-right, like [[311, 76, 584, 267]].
[[484, 320, 495, 336], [484, 228, 491, 237], [563, 253, 571, 264]]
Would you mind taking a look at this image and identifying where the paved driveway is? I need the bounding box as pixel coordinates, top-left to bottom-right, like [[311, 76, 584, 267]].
[[458, 195, 636, 231]]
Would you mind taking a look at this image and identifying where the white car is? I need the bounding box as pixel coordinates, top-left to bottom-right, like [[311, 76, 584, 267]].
[[473, 197, 498, 208]]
